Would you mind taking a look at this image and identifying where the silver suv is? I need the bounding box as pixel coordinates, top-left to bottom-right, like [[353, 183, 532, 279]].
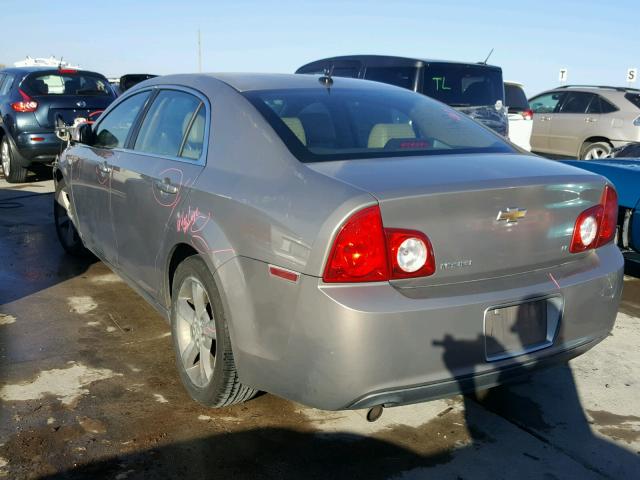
[[529, 85, 640, 159]]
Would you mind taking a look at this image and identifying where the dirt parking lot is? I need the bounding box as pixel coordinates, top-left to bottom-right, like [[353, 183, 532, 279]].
[[0, 178, 639, 480]]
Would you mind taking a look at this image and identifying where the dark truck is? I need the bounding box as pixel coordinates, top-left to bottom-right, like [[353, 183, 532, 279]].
[[296, 55, 508, 137], [0, 66, 117, 182]]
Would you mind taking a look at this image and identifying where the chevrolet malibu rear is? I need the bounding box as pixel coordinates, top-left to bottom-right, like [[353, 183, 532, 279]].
[[55, 73, 624, 411]]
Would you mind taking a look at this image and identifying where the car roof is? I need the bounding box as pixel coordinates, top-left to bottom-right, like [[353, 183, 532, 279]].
[[144, 72, 411, 93], [504, 81, 524, 87], [0, 66, 108, 77], [297, 54, 502, 70]]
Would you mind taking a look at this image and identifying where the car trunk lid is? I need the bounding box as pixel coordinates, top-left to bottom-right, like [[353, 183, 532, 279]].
[[33, 95, 114, 128], [307, 153, 607, 286]]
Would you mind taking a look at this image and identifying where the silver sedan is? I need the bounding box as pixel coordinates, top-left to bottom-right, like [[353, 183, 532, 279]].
[[53, 73, 624, 411]]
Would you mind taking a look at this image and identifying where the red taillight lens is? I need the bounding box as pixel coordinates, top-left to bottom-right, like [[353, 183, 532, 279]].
[[386, 229, 435, 278], [570, 185, 618, 253], [323, 205, 436, 283], [597, 184, 618, 247], [323, 206, 389, 283], [11, 89, 38, 113], [522, 109, 534, 120]]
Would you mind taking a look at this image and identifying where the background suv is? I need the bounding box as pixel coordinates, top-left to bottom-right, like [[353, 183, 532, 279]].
[[296, 55, 508, 137], [0, 66, 116, 182], [529, 85, 640, 159]]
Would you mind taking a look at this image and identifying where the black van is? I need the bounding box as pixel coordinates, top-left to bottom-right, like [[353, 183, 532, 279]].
[[296, 55, 508, 137]]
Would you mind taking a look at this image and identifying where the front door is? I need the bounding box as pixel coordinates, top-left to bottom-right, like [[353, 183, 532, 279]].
[[529, 91, 566, 154], [71, 90, 152, 264], [110, 88, 207, 298]]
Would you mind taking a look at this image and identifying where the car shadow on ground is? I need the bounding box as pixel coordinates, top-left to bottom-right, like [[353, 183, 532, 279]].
[[0, 187, 96, 307]]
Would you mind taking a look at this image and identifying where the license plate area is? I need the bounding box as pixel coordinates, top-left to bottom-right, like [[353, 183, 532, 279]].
[[484, 296, 562, 361]]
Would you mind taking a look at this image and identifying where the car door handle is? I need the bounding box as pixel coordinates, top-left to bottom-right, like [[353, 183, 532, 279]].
[[585, 117, 597, 123], [539, 115, 551, 122], [97, 161, 112, 174], [156, 178, 178, 195]]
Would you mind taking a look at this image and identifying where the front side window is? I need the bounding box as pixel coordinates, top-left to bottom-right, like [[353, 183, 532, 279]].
[[559, 92, 595, 114], [529, 92, 565, 114], [23, 72, 114, 97], [134, 90, 203, 158], [421, 64, 504, 107], [244, 87, 514, 162], [93, 91, 151, 149]]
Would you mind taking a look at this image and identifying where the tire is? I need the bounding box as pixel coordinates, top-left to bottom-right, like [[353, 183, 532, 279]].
[[171, 255, 258, 407], [54, 181, 89, 256], [581, 141, 612, 160], [1, 136, 28, 183]]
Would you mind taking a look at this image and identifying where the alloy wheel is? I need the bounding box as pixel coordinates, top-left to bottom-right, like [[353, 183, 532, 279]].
[[55, 190, 77, 247], [1, 140, 10, 177], [584, 146, 609, 160], [175, 276, 217, 388]]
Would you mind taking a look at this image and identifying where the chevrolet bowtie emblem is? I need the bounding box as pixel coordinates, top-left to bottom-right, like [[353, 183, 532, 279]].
[[496, 208, 527, 224]]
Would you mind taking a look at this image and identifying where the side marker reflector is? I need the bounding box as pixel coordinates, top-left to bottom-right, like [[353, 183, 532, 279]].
[[268, 265, 300, 283]]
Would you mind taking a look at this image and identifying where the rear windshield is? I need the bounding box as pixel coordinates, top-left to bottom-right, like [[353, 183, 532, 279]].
[[625, 93, 640, 109], [505, 84, 530, 111], [422, 64, 504, 107], [244, 87, 514, 163], [22, 72, 114, 96]]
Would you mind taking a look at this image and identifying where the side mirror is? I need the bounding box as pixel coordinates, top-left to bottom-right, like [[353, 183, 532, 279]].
[[73, 123, 94, 145]]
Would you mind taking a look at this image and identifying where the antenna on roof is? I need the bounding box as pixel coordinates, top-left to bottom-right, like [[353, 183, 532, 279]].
[[58, 56, 64, 70], [480, 48, 494, 65], [318, 65, 334, 91]]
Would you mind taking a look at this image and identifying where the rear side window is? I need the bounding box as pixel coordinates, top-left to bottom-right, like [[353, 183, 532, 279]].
[[421, 64, 504, 107], [505, 84, 529, 112], [559, 92, 595, 114], [625, 93, 640, 109], [529, 92, 565, 113], [244, 87, 514, 162], [94, 91, 151, 149], [134, 90, 203, 158], [587, 95, 619, 114], [22, 72, 114, 96], [0, 74, 11, 95], [364, 67, 417, 90]]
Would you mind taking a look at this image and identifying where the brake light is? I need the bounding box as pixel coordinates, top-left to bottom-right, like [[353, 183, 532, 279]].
[[323, 205, 435, 283], [11, 89, 38, 112], [522, 109, 534, 120], [570, 185, 618, 253], [58, 68, 77, 74]]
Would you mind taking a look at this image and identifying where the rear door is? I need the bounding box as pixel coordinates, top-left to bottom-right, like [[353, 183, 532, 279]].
[[110, 88, 208, 297], [549, 91, 597, 156], [529, 91, 565, 153], [71, 90, 152, 263]]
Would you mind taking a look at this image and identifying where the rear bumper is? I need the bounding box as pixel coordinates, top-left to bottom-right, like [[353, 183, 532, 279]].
[[215, 244, 624, 410], [12, 132, 62, 165]]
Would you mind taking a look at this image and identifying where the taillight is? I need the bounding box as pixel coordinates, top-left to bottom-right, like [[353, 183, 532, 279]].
[[386, 229, 435, 278], [11, 89, 38, 113], [522, 109, 534, 120], [570, 185, 618, 253], [323, 205, 435, 283]]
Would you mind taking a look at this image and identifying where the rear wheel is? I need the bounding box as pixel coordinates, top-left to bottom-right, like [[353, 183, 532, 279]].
[[54, 181, 89, 256], [581, 141, 612, 160], [1, 136, 28, 183], [171, 255, 258, 407]]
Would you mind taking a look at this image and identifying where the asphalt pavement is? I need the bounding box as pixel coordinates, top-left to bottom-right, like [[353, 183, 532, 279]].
[[0, 176, 638, 479]]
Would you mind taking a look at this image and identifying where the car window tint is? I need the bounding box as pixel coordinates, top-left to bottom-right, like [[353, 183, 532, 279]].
[[599, 97, 618, 113], [134, 90, 201, 158], [244, 87, 514, 162], [94, 91, 151, 149], [529, 92, 565, 113], [365, 67, 417, 90], [624, 93, 640, 109], [505, 84, 529, 111], [23, 73, 113, 96], [421, 65, 504, 107], [559, 92, 595, 114], [180, 105, 206, 160]]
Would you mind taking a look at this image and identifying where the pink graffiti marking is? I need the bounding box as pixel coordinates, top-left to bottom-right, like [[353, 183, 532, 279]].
[[153, 167, 184, 208], [176, 206, 211, 234]]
